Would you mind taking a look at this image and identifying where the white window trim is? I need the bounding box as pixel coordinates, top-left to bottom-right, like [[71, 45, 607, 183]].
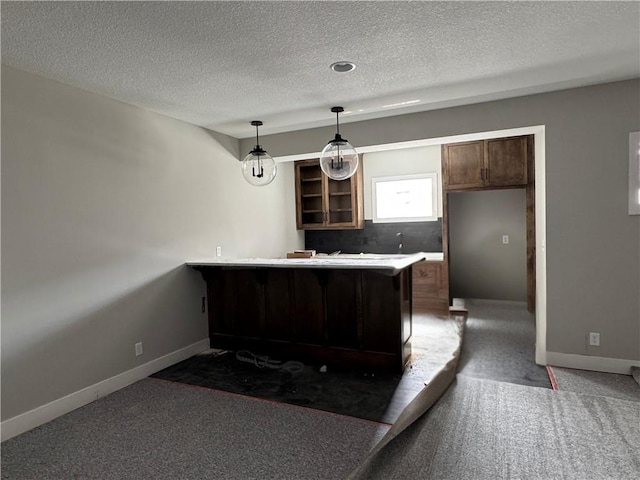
[[629, 131, 640, 215], [372, 173, 439, 223]]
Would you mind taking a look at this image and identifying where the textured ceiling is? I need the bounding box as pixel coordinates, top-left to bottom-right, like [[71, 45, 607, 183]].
[[2, 1, 639, 139]]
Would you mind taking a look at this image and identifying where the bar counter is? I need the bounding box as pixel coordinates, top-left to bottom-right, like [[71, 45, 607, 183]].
[[188, 253, 432, 372]]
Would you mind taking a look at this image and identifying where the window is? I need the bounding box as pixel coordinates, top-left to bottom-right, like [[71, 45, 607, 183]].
[[372, 173, 438, 223]]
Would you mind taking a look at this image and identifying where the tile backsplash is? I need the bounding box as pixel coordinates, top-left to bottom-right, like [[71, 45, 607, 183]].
[[305, 220, 443, 254]]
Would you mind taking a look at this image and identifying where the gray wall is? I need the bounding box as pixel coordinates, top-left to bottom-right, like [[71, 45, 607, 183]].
[[448, 189, 527, 302], [246, 79, 640, 363], [1, 67, 303, 421]]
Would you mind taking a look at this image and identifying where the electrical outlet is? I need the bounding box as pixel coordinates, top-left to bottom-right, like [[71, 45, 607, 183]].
[[216, 246, 222, 257], [502, 235, 510, 244], [135, 342, 143, 356], [589, 332, 600, 346]]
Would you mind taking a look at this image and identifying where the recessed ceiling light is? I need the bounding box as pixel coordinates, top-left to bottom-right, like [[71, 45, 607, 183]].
[[330, 61, 356, 73]]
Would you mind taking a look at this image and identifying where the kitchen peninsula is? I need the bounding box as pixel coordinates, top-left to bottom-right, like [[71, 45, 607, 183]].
[[188, 253, 431, 372]]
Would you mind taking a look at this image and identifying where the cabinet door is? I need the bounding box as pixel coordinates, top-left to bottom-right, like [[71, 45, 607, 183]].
[[295, 160, 325, 229], [292, 269, 326, 345], [361, 272, 400, 354], [413, 261, 441, 297], [485, 137, 528, 187], [295, 158, 364, 230], [443, 141, 485, 190], [326, 160, 364, 228], [412, 260, 449, 315], [325, 270, 359, 348]]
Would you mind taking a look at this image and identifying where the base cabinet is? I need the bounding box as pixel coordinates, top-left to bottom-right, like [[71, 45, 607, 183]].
[[412, 260, 449, 315], [196, 266, 413, 372]]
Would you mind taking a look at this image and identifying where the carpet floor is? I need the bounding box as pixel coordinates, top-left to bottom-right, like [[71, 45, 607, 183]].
[[349, 375, 640, 480], [456, 299, 552, 388], [4, 300, 633, 479], [1, 378, 389, 480], [550, 366, 640, 403]]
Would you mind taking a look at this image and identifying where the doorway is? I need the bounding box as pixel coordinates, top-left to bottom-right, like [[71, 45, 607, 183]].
[[448, 188, 528, 302], [278, 125, 547, 365]]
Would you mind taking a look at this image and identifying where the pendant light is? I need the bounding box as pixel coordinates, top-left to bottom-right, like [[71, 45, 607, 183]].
[[319, 106, 359, 181], [242, 120, 277, 186]]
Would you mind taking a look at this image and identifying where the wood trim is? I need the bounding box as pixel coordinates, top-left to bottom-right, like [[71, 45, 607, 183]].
[[526, 135, 536, 313], [441, 134, 535, 310], [440, 146, 452, 307]]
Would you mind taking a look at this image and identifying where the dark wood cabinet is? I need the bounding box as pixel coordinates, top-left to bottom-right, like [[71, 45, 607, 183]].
[[196, 265, 413, 372], [295, 158, 364, 230], [441, 134, 536, 313], [412, 260, 449, 315], [443, 136, 529, 191], [442, 141, 485, 190]]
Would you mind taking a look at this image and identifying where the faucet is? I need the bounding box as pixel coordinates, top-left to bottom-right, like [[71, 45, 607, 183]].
[[396, 232, 403, 254]]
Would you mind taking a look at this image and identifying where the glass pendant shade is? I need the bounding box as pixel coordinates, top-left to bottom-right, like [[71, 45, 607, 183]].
[[319, 136, 359, 181], [242, 121, 277, 186], [242, 148, 277, 186], [319, 106, 359, 181]]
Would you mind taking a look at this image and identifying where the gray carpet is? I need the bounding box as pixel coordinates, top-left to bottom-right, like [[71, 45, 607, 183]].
[[12, 301, 622, 480], [1, 378, 389, 480], [551, 366, 640, 403], [456, 299, 552, 388], [349, 375, 640, 480]]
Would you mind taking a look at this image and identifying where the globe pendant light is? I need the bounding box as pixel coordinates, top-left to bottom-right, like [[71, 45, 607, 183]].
[[242, 120, 277, 186], [319, 106, 359, 181]]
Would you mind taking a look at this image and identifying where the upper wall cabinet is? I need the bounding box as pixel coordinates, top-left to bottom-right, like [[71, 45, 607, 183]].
[[295, 158, 364, 230], [443, 136, 529, 191]]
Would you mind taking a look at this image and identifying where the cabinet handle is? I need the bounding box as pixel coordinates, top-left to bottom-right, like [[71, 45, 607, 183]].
[[480, 168, 484, 180], [485, 168, 490, 182]]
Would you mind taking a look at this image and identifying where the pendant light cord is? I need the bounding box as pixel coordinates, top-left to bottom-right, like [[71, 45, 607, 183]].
[[252, 121, 264, 178], [336, 110, 342, 169]]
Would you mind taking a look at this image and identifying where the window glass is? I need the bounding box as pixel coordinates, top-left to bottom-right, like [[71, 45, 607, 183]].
[[372, 173, 438, 223]]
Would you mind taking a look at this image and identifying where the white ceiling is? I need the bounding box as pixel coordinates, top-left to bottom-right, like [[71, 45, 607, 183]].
[[2, 1, 639, 139]]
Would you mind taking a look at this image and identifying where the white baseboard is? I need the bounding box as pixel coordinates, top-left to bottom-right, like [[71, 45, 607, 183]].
[[546, 351, 640, 375], [1, 338, 210, 442]]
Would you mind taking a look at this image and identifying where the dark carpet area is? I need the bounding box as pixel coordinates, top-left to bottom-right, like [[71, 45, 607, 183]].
[[153, 350, 403, 423], [153, 300, 550, 422], [153, 314, 463, 424]]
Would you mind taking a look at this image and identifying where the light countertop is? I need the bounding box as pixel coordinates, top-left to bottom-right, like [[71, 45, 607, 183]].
[[187, 252, 442, 276]]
